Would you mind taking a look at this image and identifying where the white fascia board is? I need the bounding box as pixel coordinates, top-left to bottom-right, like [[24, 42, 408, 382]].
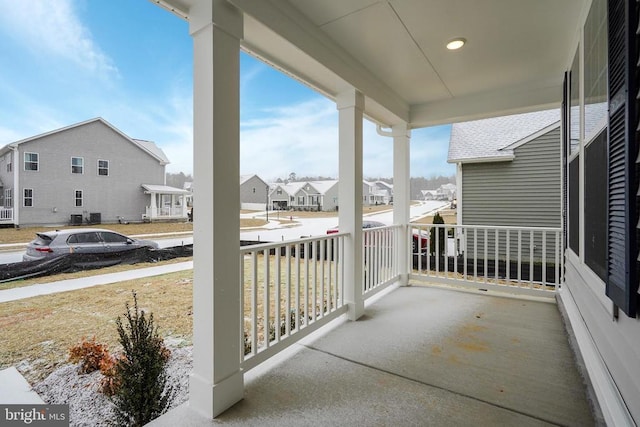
[[501, 121, 561, 151], [447, 155, 515, 165]]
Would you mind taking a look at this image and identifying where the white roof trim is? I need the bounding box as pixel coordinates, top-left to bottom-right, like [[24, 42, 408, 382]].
[[448, 154, 515, 164], [500, 121, 561, 151], [1, 117, 169, 165]]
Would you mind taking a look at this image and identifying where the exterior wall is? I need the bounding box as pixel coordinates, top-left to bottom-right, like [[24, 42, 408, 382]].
[[564, 254, 640, 422], [240, 175, 268, 206], [461, 127, 561, 228], [321, 184, 339, 211], [16, 120, 165, 226], [460, 127, 561, 262]]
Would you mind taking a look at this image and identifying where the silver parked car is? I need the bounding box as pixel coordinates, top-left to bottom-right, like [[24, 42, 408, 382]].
[[23, 228, 159, 262]]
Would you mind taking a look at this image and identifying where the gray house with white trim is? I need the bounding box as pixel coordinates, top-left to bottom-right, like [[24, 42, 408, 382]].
[[240, 174, 269, 210], [0, 118, 187, 226], [448, 109, 561, 229]]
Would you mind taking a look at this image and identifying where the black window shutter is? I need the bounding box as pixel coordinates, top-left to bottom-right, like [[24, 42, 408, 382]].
[[607, 0, 640, 317], [562, 72, 568, 252]]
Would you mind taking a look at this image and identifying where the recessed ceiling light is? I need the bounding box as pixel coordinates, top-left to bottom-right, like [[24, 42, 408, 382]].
[[446, 38, 466, 50]]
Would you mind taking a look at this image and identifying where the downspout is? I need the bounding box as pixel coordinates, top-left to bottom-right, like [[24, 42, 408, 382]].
[[10, 145, 19, 227]]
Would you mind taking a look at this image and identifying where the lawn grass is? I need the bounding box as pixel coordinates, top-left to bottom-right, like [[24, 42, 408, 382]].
[[0, 270, 194, 384]]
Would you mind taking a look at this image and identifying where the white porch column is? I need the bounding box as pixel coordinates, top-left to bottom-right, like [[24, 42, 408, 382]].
[[392, 123, 411, 286], [149, 192, 158, 220], [189, 0, 243, 418], [338, 88, 364, 320]]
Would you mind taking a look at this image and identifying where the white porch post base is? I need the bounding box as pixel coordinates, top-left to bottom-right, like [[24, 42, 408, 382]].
[[189, 371, 244, 418]]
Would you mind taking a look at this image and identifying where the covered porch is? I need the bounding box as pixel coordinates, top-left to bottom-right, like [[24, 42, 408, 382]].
[[148, 0, 636, 425], [153, 284, 594, 426], [142, 184, 190, 221]]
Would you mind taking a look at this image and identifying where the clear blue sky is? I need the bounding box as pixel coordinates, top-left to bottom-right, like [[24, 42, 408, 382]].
[[0, 0, 454, 181]]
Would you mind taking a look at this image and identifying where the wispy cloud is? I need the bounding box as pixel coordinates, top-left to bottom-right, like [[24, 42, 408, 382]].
[[0, 0, 118, 78]]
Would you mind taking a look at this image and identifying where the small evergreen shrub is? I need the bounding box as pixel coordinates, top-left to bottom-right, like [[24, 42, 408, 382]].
[[68, 336, 112, 374], [429, 212, 446, 255], [111, 291, 174, 427]]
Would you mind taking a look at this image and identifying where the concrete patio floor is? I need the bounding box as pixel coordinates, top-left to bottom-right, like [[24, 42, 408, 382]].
[[152, 285, 597, 426]]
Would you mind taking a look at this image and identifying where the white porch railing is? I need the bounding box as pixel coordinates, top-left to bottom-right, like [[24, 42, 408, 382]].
[[363, 224, 402, 298], [238, 225, 405, 371], [0, 208, 13, 221], [145, 206, 185, 218], [240, 233, 348, 371], [410, 224, 562, 296]]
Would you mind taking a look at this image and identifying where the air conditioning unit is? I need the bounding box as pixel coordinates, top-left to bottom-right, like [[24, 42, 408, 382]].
[[89, 213, 101, 225], [70, 214, 83, 225]]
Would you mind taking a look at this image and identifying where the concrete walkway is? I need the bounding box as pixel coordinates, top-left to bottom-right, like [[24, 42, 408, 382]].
[[0, 261, 193, 303], [150, 285, 597, 426]]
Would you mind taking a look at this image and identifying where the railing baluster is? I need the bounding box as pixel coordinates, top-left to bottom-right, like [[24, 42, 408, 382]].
[[506, 229, 510, 282], [327, 237, 333, 313], [295, 243, 301, 332], [555, 231, 560, 287], [542, 231, 547, 286], [304, 242, 309, 327], [483, 228, 488, 284], [275, 248, 281, 342], [320, 239, 325, 317], [240, 252, 245, 360], [463, 228, 468, 281], [263, 249, 270, 347], [312, 240, 317, 322], [495, 229, 499, 282], [285, 245, 291, 336], [517, 230, 522, 285], [251, 251, 258, 355], [473, 228, 478, 282], [529, 230, 534, 288]]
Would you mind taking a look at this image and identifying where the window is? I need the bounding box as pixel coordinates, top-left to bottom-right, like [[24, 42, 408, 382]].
[[252, 187, 256, 193], [277, 189, 282, 195], [24, 152, 38, 171], [101, 232, 128, 244], [5, 189, 12, 208], [98, 160, 109, 176], [297, 195, 305, 205], [6, 162, 11, 173], [71, 157, 84, 174], [75, 190, 83, 207], [585, 131, 607, 281], [23, 188, 33, 207]]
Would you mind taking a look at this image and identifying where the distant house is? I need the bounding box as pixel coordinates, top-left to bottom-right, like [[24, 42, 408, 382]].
[[240, 174, 269, 210], [421, 190, 437, 201], [447, 109, 561, 229], [0, 118, 188, 227], [269, 180, 339, 211], [363, 180, 393, 205]]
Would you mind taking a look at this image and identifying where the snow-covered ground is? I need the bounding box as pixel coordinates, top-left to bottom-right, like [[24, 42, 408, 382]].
[[35, 345, 192, 427]]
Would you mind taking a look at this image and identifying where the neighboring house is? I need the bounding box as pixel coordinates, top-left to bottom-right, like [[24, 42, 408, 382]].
[[269, 180, 339, 211], [240, 174, 269, 210], [363, 180, 393, 205], [448, 109, 560, 228], [0, 118, 188, 226], [436, 183, 456, 201], [447, 109, 561, 261], [421, 190, 437, 201]]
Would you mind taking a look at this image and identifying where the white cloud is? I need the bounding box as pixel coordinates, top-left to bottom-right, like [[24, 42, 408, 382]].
[[0, 0, 118, 78]]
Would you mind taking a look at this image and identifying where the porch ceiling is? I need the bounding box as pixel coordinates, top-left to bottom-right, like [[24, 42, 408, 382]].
[[156, 0, 587, 127]]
